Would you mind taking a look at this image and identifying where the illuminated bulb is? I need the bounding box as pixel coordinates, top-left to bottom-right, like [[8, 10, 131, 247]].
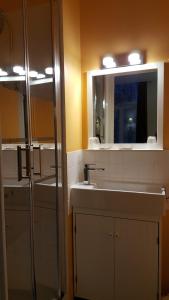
[[36, 73, 46, 79], [29, 70, 38, 78], [102, 56, 116, 68], [128, 51, 142, 65], [103, 99, 106, 109], [13, 65, 25, 75], [45, 67, 53, 75], [0, 68, 8, 76]]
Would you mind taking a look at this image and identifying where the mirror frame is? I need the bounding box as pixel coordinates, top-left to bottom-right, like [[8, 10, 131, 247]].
[[87, 62, 164, 150]]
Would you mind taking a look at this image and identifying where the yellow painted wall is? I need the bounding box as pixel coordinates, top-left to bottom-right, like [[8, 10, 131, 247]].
[[63, 0, 82, 152]]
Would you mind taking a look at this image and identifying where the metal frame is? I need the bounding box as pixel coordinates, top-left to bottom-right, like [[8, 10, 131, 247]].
[[0, 141, 8, 300], [51, 0, 67, 298]]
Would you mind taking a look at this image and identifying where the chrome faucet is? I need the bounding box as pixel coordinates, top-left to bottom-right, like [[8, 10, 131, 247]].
[[84, 163, 105, 185]]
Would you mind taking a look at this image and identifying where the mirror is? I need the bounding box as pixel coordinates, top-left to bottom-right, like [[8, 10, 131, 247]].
[[88, 63, 164, 149]]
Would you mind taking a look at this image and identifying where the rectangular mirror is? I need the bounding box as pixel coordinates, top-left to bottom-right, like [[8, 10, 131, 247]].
[[88, 63, 164, 150]]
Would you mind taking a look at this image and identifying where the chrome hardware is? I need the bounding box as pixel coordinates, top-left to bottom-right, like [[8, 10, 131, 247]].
[[114, 232, 119, 239], [32, 146, 42, 176], [17, 145, 30, 181], [84, 163, 105, 185]]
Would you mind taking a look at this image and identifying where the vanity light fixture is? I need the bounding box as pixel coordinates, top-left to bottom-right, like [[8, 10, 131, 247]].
[[45, 67, 53, 75], [102, 56, 116, 69], [29, 70, 38, 78], [0, 68, 8, 76], [13, 65, 25, 75], [128, 51, 143, 66]]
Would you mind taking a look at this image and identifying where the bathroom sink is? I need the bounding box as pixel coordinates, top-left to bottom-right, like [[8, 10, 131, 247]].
[[71, 182, 168, 219], [94, 181, 166, 194]]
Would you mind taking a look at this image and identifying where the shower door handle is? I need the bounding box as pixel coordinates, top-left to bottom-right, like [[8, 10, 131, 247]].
[[17, 145, 30, 181], [32, 146, 42, 176]]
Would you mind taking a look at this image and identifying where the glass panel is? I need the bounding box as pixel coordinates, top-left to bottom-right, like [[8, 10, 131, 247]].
[[93, 71, 157, 144], [114, 73, 157, 143], [0, 1, 33, 300], [27, 1, 59, 299]]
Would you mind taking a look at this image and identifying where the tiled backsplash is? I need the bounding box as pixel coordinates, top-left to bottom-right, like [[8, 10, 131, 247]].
[[84, 150, 169, 185], [67, 150, 84, 185], [3, 147, 169, 190]]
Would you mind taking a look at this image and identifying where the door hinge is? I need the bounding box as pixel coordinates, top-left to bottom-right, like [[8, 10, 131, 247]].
[[156, 236, 159, 245]]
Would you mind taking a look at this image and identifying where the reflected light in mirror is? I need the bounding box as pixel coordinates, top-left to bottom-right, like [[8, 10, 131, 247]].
[[128, 51, 142, 66], [102, 56, 116, 68], [45, 67, 53, 75], [36, 73, 46, 79], [0, 68, 8, 76], [29, 70, 38, 78], [13, 65, 25, 75]]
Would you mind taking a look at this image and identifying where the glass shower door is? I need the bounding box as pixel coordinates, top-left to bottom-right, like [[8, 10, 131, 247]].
[[27, 0, 65, 299], [0, 1, 34, 299], [0, 1, 66, 299]]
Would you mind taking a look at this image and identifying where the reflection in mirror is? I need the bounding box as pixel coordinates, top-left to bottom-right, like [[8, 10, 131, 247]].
[[93, 71, 157, 144], [88, 63, 164, 149], [30, 82, 54, 143]]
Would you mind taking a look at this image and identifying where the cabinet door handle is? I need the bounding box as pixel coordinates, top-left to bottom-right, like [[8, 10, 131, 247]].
[[114, 232, 119, 238]]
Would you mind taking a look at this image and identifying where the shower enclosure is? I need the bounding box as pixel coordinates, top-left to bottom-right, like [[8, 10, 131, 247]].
[[0, 1, 66, 299]]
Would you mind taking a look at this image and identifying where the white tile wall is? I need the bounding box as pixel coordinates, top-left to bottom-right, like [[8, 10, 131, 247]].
[[84, 150, 169, 185], [67, 150, 84, 186], [3, 147, 169, 189]]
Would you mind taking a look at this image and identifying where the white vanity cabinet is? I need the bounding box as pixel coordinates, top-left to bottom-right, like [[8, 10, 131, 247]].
[[74, 212, 159, 300]]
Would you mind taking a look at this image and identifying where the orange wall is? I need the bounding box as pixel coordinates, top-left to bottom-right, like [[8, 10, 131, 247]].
[[80, 0, 169, 71], [80, 0, 169, 148], [63, 0, 82, 152]]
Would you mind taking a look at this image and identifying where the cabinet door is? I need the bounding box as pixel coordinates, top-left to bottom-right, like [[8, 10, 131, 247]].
[[115, 218, 158, 300], [75, 213, 114, 300]]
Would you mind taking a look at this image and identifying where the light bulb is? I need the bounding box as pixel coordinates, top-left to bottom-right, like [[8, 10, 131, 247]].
[[128, 51, 142, 65], [0, 68, 8, 76], [36, 73, 46, 79], [102, 56, 116, 68], [29, 70, 38, 78], [45, 67, 53, 75], [13, 65, 25, 75]]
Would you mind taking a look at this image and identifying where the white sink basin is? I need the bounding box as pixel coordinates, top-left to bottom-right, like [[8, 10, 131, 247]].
[[73, 181, 166, 194], [71, 182, 168, 219]]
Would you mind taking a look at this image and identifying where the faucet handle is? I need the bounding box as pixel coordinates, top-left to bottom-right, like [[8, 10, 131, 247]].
[[85, 163, 96, 167]]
